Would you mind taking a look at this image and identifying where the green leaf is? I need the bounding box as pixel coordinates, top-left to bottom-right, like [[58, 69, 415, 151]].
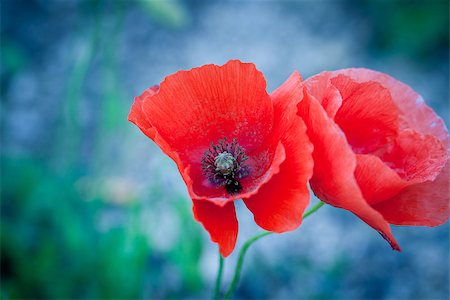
[[138, 0, 190, 29]]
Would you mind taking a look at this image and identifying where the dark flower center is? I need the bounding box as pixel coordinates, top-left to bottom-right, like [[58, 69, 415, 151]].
[[201, 138, 249, 195]]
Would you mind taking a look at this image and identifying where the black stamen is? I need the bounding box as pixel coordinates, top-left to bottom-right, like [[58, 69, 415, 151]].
[[201, 138, 249, 195], [225, 179, 242, 195]]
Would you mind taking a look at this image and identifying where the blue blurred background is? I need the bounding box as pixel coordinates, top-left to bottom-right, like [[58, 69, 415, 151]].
[[1, 0, 449, 299]]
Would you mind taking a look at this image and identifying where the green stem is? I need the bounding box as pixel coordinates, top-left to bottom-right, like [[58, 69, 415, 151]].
[[222, 231, 271, 300], [213, 252, 224, 300], [302, 201, 325, 219], [223, 201, 325, 299]]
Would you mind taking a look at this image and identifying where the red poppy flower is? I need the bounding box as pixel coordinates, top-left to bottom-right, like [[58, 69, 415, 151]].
[[297, 68, 449, 250], [129, 60, 313, 256]]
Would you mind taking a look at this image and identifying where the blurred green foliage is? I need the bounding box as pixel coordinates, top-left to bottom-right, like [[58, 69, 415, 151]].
[[138, 0, 190, 29], [0, 156, 204, 299], [0, 0, 203, 298], [1, 38, 27, 80], [356, 0, 449, 62], [0, 38, 27, 100]]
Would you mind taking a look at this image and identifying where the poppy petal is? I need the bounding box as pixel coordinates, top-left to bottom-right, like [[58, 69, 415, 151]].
[[136, 60, 281, 202], [329, 68, 450, 148], [142, 60, 273, 160], [381, 130, 448, 182], [355, 154, 409, 206], [373, 162, 450, 226], [244, 72, 313, 232], [192, 199, 238, 257], [297, 90, 400, 250], [331, 75, 400, 154], [129, 85, 181, 166], [128, 85, 159, 139], [303, 71, 343, 119]]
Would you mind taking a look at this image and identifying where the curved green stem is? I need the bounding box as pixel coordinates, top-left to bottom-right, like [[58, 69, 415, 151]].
[[302, 201, 325, 219], [223, 231, 272, 299], [223, 201, 325, 299], [213, 252, 224, 300]]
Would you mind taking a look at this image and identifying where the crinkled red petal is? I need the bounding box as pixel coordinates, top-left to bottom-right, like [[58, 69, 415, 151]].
[[192, 199, 238, 257], [244, 72, 313, 232], [329, 68, 450, 148], [129, 85, 181, 166], [373, 162, 450, 226], [331, 75, 400, 154], [380, 129, 448, 182], [297, 89, 400, 250], [303, 71, 342, 119], [355, 154, 409, 206], [130, 60, 285, 204], [128, 85, 159, 139], [306, 68, 449, 212], [142, 60, 273, 157]]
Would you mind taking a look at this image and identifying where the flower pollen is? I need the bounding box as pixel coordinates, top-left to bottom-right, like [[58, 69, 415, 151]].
[[201, 138, 249, 195]]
